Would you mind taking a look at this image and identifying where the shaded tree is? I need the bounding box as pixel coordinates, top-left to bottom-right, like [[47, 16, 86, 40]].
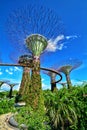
[[58, 59, 82, 89]]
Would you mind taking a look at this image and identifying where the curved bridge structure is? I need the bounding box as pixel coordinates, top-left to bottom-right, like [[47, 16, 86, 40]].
[[0, 63, 62, 84]]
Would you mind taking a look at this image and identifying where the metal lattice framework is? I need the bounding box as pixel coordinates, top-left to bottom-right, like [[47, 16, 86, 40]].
[[26, 34, 48, 57], [6, 4, 64, 56]]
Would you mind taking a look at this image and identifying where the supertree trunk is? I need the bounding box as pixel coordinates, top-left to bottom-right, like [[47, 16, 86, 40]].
[[51, 82, 57, 92], [8, 87, 13, 98], [51, 77, 58, 92], [29, 56, 44, 111], [65, 73, 72, 89], [19, 67, 31, 99]]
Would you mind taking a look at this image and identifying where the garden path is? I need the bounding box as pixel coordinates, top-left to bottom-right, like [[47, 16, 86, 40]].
[[0, 113, 17, 130]]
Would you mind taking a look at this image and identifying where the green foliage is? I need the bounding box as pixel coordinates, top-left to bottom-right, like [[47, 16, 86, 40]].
[[18, 67, 31, 103], [29, 73, 44, 111], [43, 86, 87, 130], [0, 90, 18, 99], [0, 85, 87, 130], [0, 98, 16, 115], [28, 58, 45, 111], [15, 106, 51, 130], [0, 91, 9, 98]]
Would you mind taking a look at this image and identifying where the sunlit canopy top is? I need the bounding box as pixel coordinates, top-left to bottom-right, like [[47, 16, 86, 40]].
[[26, 34, 48, 56]]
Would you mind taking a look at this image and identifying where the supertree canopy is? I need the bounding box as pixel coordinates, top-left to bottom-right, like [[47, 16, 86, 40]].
[[43, 70, 57, 92], [26, 34, 48, 57], [0, 80, 9, 87], [58, 59, 82, 89], [6, 4, 64, 55]]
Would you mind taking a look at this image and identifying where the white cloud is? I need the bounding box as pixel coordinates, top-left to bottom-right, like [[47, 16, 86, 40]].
[[13, 83, 20, 91], [5, 69, 13, 75], [65, 35, 78, 40], [9, 68, 13, 71], [14, 67, 22, 71], [42, 82, 50, 90], [46, 35, 64, 52], [71, 79, 84, 85], [57, 43, 64, 50], [0, 72, 3, 75], [46, 35, 78, 52]]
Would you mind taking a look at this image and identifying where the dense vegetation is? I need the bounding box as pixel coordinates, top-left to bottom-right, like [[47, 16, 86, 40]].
[[0, 85, 87, 130]]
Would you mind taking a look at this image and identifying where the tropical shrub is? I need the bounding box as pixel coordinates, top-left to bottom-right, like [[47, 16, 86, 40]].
[[0, 98, 16, 115], [15, 106, 51, 130], [44, 88, 80, 130]]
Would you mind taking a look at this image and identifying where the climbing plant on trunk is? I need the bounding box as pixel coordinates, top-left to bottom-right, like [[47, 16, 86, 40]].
[[18, 54, 32, 103]]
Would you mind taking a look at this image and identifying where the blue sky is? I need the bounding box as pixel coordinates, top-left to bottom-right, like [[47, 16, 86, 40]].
[[0, 0, 87, 90]]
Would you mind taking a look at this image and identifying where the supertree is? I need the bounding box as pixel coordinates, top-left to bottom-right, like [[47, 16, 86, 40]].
[[6, 5, 64, 109], [18, 54, 33, 102], [58, 59, 82, 89], [7, 82, 19, 98], [26, 34, 48, 109], [0, 80, 9, 87], [43, 70, 58, 92]]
